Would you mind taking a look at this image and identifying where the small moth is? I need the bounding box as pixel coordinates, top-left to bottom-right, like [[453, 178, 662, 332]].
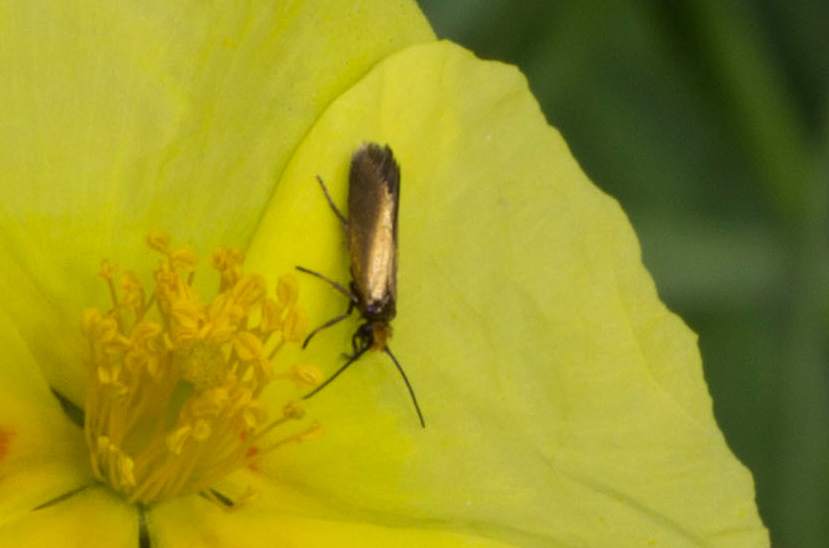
[[296, 143, 425, 428]]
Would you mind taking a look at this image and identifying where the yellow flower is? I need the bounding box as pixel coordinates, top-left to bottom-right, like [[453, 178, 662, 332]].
[[0, 1, 768, 547]]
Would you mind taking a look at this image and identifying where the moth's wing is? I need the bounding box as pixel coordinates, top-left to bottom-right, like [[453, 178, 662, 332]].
[[348, 143, 400, 314]]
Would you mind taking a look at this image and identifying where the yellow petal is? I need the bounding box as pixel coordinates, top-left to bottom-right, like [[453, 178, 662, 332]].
[[0, 0, 434, 405], [0, 311, 93, 528], [149, 480, 522, 548], [0, 486, 136, 548], [245, 42, 768, 547]]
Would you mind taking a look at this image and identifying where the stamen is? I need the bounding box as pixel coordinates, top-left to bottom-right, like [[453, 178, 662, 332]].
[[202, 486, 258, 512], [255, 422, 322, 457], [83, 232, 322, 505]]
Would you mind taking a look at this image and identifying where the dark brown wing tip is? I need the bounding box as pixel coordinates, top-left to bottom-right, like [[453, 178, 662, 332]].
[[354, 142, 400, 189]]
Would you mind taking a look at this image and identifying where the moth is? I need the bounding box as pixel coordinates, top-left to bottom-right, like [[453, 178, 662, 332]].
[[297, 143, 425, 428]]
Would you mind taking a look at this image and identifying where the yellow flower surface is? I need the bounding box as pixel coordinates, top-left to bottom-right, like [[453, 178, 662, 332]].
[[0, 1, 768, 547]]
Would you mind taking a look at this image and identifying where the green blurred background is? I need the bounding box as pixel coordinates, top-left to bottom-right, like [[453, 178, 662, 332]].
[[416, 1, 829, 547]]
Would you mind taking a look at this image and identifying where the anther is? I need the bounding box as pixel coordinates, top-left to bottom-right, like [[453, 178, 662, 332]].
[[83, 234, 321, 505]]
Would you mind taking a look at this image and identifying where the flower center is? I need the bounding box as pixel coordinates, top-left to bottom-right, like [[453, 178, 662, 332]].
[[82, 231, 321, 506]]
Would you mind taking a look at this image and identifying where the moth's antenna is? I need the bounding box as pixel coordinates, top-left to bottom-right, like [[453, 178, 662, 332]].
[[384, 345, 426, 428]]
